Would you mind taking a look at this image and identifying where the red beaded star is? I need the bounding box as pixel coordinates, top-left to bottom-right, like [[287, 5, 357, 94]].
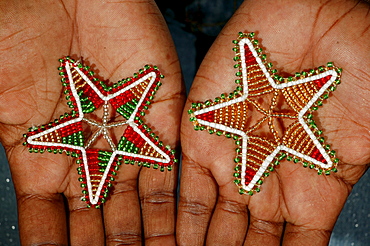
[[24, 57, 177, 208], [189, 32, 342, 195]]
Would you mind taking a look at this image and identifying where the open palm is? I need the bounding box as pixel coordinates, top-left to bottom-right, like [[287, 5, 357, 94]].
[[0, 0, 183, 245], [178, 0, 370, 245]]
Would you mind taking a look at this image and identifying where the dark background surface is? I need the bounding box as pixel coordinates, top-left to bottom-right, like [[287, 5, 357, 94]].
[[0, 1, 369, 245]]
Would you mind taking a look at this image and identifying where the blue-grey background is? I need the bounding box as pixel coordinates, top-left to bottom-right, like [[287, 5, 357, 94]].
[[1, 0, 369, 245]]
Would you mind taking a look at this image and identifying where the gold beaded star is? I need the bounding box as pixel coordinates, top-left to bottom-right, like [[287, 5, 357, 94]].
[[189, 32, 342, 195]]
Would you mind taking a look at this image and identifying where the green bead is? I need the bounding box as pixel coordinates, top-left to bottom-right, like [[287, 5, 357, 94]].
[[278, 153, 286, 160], [257, 180, 263, 185]]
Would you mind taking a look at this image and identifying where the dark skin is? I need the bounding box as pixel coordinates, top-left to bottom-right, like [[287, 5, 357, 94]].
[[0, 0, 184, 245], [177, 0, 370, 245]]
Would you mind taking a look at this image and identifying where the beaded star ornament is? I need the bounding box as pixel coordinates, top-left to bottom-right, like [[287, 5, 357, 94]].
[[24, 57, 177, 208], [189, 32, 342, 195]]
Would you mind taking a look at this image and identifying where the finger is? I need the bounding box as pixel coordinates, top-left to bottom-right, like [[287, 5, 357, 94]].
[[177, 152, 218, 245], [68, 198, 105, 245], [139, 167, 177, 245], [103, 164, 142, 245], [205, 185, 249, 246], [64, 167, 105, 245], [243, 171, 284, 245], [17, 193, 68, 245], [244, 216, 283, 246], [277, 161, 345, 246], [282, 223, 331, 246], [7, 146, 69, 244]]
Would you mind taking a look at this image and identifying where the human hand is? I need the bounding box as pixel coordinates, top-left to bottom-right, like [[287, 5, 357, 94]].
[[178, 0, 370, 245], [0, 0, 183, 245]]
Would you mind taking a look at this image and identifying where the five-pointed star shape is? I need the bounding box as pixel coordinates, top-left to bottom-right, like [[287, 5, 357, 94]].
[[189, 32, 341, 195], [24, 57, 176, 207]]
